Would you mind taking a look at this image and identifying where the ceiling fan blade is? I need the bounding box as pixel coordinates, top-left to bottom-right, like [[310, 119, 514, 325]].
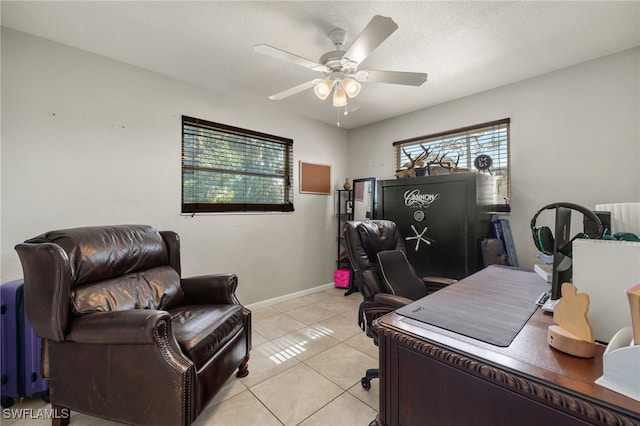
[[254, 44, 328, 72], [343, 15, 398, 65], [358, 70, 428, 86], [268, 79, 321, 100]]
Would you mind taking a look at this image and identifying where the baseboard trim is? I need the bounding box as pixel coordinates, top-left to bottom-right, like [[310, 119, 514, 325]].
[[246, 282, 335, 310]]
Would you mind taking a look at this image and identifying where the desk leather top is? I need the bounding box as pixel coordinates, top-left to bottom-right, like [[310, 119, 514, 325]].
[[396, 265, 546, 346], [377, 266, 640, 416]]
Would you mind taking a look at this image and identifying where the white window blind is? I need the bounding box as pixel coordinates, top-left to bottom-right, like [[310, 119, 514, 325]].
[[393, 118, 510, 210], [182, 116, 294, 213]]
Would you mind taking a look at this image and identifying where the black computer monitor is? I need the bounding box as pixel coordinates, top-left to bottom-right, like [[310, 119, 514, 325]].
[[551, 206, 572, 300]]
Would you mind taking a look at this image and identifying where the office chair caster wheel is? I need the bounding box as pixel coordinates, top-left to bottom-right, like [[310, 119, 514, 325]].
[[361, 377, 371, 390]]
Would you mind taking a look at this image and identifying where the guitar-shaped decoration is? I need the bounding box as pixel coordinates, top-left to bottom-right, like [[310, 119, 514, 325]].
[[547, 282, 596, 358]]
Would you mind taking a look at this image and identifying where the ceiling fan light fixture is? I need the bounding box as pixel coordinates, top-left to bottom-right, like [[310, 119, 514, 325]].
[[332, 84, 347, 107], [342, 77, 361, 98], [313, 79, 334, 100]]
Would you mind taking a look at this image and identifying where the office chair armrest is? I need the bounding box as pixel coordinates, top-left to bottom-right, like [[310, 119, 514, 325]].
[[362, 298, 413, 344], [361, 296, 412, 331], [422, 276, 457, 285], [422, 276, 457, 292], [373, 293, 414, 309]]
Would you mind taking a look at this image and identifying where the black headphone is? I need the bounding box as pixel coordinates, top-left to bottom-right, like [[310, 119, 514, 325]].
[[530, 202, 604, 256]]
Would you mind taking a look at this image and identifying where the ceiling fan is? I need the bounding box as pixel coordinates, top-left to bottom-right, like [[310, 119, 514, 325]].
[[254, 15, 428, 112]]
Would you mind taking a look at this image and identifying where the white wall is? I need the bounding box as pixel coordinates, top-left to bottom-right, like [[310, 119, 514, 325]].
[[1, 28, 350, 304], [3, 28, 638, 300], [349, 47, 640, 270]]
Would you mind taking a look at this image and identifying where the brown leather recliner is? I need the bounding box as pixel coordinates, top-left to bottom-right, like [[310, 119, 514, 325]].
[[15, 225, 251, 426]]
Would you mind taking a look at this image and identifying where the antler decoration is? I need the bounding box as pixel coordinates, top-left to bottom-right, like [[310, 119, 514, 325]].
[[395, 145, 432, 178], [395, 147, 470, 179]]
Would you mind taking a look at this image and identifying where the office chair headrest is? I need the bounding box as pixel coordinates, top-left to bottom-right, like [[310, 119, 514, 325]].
[[357, 221, 405, 263]]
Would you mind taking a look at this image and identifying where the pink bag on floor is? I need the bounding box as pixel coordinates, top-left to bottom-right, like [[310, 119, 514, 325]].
[[334, 268, 351, 288]]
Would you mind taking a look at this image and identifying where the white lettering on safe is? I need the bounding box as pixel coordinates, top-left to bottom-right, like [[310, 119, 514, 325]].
[[403, 190, 440, 209]]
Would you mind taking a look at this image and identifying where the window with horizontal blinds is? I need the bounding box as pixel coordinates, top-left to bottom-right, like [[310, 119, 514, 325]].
[[182, 116, 294, 213], [393, 118, 511, 210]]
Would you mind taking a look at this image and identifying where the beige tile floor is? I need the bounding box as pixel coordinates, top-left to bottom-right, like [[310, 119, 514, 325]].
[[2, 288, 380, 426]]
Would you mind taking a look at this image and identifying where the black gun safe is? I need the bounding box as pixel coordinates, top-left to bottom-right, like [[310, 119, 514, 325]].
[[377, 173, 496, 280]]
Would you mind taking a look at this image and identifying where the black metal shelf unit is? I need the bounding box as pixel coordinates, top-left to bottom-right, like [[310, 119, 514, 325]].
[[336, 189, 353, 266], [336, 189, 356, 295]]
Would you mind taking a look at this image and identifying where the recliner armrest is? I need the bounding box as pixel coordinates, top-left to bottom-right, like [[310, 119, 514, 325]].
[[180, 273, 240, 305], [68, 310, 171, 344]]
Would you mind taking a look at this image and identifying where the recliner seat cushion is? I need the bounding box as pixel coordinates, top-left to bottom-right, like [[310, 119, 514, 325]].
[[169, 305, 244, 368]]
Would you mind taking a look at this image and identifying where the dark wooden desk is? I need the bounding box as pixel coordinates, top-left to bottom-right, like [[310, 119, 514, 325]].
[[373, 266, 640, 426]]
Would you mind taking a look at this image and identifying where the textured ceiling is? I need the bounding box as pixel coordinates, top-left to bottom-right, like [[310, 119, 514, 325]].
[[2, 1, 639, 129]]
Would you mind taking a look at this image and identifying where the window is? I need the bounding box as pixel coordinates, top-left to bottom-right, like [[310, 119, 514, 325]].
[[182, 116, 294, 213], [393, 118, 510, 211]]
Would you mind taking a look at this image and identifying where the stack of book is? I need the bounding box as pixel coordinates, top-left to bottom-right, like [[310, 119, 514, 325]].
[[534, 262, 553, 282], [534, 251, 553, 282]]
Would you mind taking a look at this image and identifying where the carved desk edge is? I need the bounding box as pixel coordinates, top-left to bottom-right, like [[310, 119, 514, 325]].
[[373, 317, 640, 426]]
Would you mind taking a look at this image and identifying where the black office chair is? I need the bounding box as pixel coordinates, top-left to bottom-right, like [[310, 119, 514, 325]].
[[343, 220, 455, 389]]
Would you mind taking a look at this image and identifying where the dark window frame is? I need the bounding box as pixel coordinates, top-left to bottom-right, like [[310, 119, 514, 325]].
[[393, 118, 511, 211], [182, 116, 294, 213]]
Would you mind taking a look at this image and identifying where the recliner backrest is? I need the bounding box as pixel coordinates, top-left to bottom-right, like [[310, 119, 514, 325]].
[[16, 225, 185, 340], [24, 225, 170, 286]]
